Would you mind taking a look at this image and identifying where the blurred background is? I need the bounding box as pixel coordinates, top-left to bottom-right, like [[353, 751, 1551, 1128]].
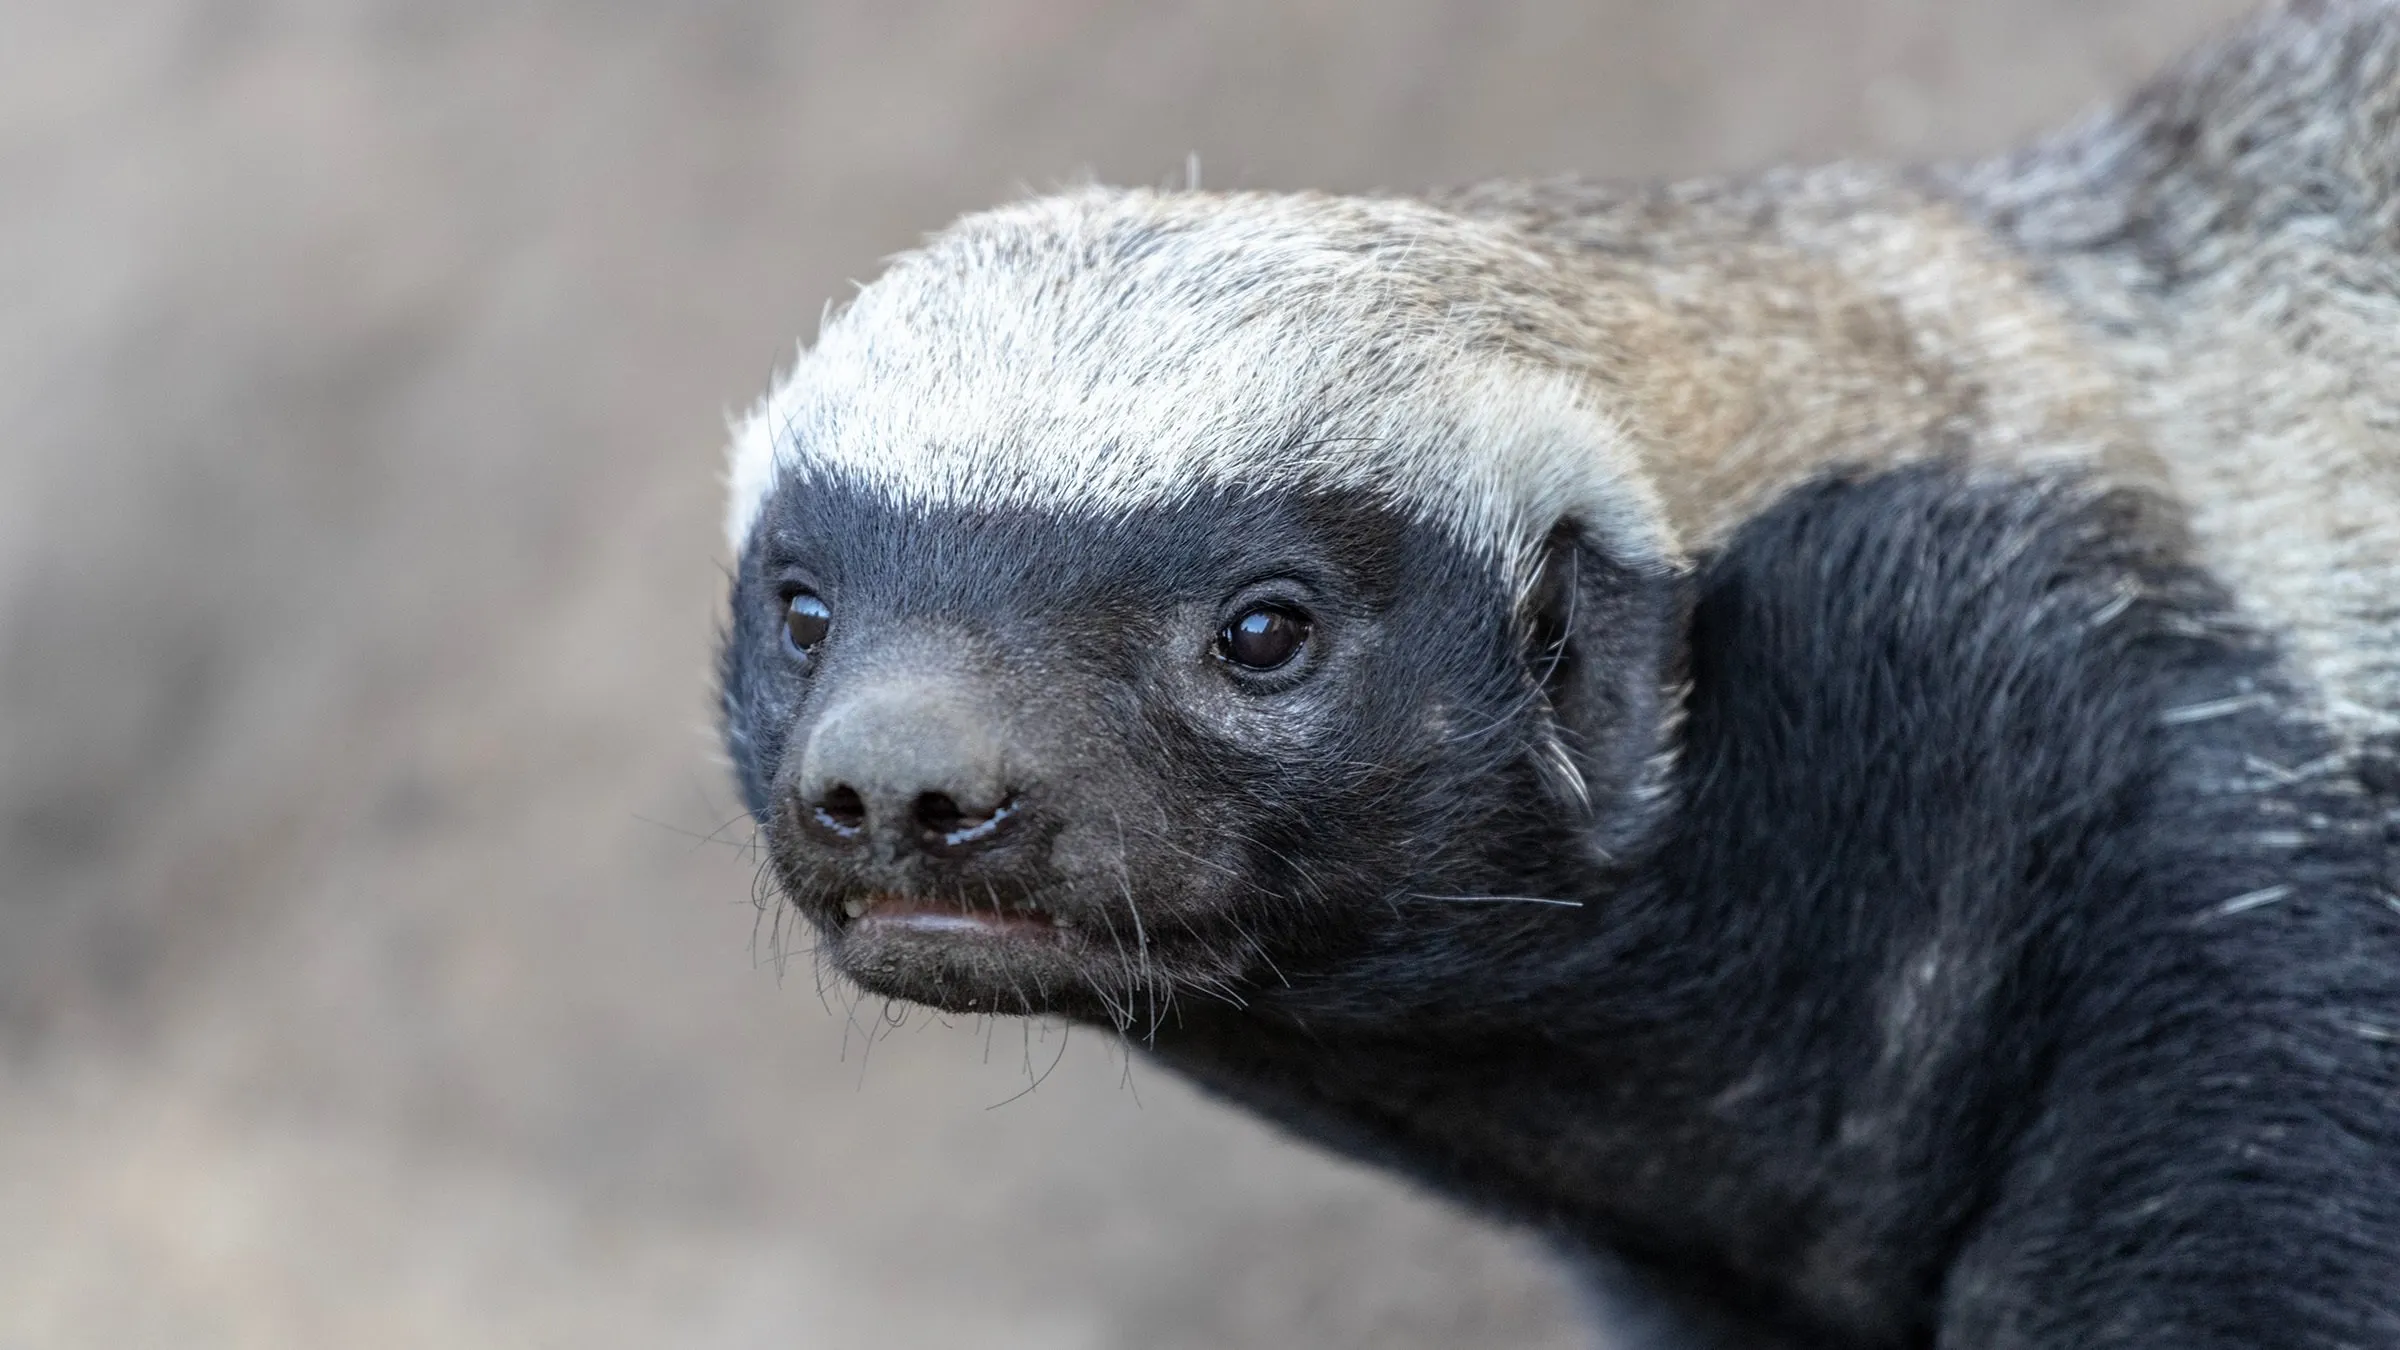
[[0, 3, 2256, 1346]]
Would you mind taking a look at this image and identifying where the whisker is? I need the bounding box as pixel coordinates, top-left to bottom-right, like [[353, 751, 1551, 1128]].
[[987, 1022, 1073, 1110], [1406, 891, 1586, 908]]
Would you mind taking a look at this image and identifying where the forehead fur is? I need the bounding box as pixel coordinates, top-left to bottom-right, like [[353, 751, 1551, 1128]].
[[726, 187, 1667, 583]]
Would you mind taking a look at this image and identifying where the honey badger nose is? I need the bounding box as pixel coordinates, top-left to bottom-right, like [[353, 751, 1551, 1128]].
[[794, 679, 1019, 855]]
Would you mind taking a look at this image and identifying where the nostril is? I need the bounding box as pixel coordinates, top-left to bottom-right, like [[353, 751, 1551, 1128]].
[[812, 784, 868, 838], [914, 790, 1016, 849], [913, 791, 963, 836]]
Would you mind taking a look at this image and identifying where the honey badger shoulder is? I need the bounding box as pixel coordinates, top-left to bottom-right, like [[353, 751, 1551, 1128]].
[[717, 2, 2400, 1345]]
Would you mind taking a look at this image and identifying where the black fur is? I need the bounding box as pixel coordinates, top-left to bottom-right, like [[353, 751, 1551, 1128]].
[[721, 464, 2400, 1346]]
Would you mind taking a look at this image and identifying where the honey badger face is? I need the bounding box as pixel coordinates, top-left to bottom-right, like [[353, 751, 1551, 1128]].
[[718, 189, 1678, 1022], [723, 481, 1662, 1020]]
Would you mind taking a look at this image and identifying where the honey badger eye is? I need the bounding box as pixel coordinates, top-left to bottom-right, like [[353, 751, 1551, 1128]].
[[783, 591, 831, 655], [1219, 605, 1310, 671]]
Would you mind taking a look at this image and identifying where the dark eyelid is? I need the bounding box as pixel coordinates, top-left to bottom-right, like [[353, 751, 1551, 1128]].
[[1220, 572, 1324, 613], [763, 566, 826, 599]]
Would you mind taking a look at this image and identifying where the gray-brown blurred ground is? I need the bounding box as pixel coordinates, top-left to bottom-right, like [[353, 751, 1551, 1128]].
[[0, 3, 2257, 1346]]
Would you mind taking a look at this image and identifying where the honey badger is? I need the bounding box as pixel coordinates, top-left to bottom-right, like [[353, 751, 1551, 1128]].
[[717, 3, 2400, 1345]]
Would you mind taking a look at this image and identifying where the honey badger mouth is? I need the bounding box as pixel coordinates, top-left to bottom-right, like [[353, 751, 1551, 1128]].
[[807, 874, 1263, 1024], [835, 889, 1060, 937]]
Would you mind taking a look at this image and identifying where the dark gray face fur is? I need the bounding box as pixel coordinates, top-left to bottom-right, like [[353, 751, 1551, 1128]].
[[720, 472, 1670, 1028]]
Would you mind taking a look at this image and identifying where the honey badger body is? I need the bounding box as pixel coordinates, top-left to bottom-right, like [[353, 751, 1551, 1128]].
[[718, 5, 2400, 1347]]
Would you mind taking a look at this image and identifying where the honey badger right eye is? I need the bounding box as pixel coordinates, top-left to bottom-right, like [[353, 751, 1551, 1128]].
[[1218, 604, 1310, 671], [783, 592, 831, 655]]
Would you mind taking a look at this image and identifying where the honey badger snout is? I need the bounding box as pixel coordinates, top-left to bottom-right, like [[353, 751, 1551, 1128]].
[[791, 675, 1021, 860]]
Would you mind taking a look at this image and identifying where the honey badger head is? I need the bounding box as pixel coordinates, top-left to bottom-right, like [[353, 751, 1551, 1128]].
[[719, 187, 1681, 1022]]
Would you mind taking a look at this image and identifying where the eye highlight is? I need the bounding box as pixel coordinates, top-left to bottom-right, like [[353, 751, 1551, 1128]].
[[783, 591, 832, 657], [1218, 604, 1311, 672]]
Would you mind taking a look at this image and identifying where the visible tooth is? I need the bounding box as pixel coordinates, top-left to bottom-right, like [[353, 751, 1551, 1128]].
[[842, 896, 869, 919]]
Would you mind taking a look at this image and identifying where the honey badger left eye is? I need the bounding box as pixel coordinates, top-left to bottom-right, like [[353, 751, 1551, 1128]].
[[783, 592, 831, 654]]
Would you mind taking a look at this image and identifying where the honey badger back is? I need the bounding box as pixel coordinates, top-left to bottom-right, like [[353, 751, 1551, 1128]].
[[716, 3, 2400, 1345]]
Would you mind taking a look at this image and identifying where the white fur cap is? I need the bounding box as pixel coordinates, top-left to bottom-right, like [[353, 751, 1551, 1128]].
[[725, 187, 1669, 587]]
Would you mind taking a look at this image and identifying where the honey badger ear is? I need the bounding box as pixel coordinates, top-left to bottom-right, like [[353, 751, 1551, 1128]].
[[1521, 520, 1683, 843]]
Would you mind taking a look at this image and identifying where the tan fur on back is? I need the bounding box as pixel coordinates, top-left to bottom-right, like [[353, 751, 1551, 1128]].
[[1435, 171, 2169, 552]]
